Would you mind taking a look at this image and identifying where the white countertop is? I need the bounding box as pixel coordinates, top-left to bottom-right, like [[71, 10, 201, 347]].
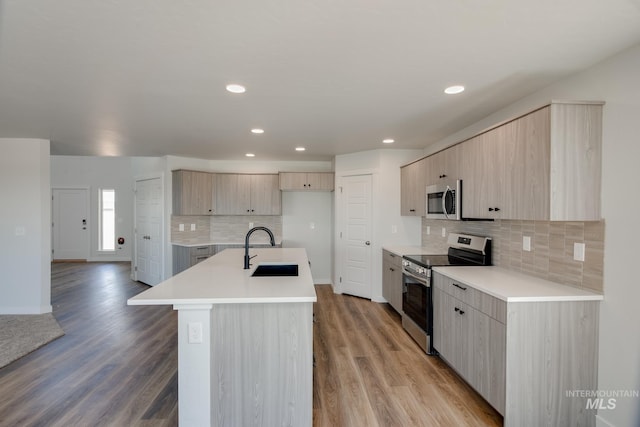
[[432, 266, 604, 303], [172, 240, 282, 247], [383, 245, 443, 256], [128, 248, 317, 305]]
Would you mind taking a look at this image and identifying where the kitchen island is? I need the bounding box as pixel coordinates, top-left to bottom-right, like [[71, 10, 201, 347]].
[[128, 247, 317, 427]]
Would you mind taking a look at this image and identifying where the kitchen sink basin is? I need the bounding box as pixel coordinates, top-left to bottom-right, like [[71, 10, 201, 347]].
[[251, 263, 299, 277]]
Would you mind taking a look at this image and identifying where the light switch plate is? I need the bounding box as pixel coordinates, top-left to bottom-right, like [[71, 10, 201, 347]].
[[179, 223, 185, 231], [391, 225, 397, 234], [190, 223, 196, 231], [523, 236, 531, 251], [426, 226, 430, 235], [441, 227, 446, 237]]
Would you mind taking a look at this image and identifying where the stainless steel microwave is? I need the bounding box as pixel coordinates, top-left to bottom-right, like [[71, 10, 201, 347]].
[[426, 179, 461, 220]]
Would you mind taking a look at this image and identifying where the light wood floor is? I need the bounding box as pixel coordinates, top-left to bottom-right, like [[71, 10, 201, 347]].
[[0, 262, 502, 426]]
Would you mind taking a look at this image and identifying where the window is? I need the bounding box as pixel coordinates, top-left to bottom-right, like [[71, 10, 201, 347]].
[[99, 189, 115, 251]]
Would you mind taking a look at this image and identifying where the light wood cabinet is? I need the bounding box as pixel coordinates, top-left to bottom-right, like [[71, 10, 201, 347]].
[[279, 172, 334, 191], [400, 158, 427, 216], [460, 102, 601, 220], [172, 170, 215, 215], [173, 244, 216, 274], [215, 174, 281, 215], [433, 271, 599, 425], [425, 144, 461, 184], [433, 274, 505, 411], [381, 250, 403, 314]]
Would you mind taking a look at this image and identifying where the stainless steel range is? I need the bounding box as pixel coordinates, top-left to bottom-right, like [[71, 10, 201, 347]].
[[401, 233, 491, 355]]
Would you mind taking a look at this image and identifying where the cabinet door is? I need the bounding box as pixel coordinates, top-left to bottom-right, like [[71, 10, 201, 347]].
[[279, 173, 307, 191], [306, 173, 334, 191], [250, 175, 281, 215], [502, 107, 550, 220], [400, 158, 427, 216], [172, 170, 214, 215], [215, 174, 251, 215], [472, 310, 506, 414], [459, 131, 504, 219], [382, 259, 402, 314], [427, 145, 460, 184]]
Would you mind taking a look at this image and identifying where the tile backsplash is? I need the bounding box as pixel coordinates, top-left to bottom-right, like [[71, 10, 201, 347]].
[[422, 218, 605, 293], [172, 215, 283, 245]]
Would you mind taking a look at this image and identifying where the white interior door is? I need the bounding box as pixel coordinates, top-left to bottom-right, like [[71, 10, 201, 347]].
[[52, 188, 89, 260], [339, 174, 372, 299], [135, 177, 163, 286]]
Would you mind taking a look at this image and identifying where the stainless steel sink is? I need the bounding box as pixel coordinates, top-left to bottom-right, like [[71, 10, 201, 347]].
[[251, 263, 298, 277]]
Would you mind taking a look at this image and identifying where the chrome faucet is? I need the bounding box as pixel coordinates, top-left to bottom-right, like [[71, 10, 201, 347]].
[[244, 226, 276, 269]]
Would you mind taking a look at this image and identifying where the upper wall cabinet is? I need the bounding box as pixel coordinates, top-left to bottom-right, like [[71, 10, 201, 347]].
[[172, 170, 215, 215], [425, 144, 461, 185], [460, 102, 603, 221], [400, 158, 427, 216], [279, 172, 335, 191], [215, 174, 281, 215]]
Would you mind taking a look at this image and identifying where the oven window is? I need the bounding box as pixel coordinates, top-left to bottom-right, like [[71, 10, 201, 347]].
[[402, 276, 431, 332]]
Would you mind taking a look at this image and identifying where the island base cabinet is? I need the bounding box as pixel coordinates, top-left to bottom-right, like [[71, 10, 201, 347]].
[[209, 302, 313, 427]]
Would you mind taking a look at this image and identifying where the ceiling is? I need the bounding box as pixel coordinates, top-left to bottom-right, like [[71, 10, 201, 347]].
[[1, 1, 639, 161]]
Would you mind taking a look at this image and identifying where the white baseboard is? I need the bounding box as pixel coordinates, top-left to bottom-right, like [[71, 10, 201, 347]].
[[0, 304, 52, 315]]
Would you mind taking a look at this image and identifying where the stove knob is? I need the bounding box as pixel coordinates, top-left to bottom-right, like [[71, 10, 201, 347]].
[[402, 260, 410, 267], [418, 267, 425, 275]]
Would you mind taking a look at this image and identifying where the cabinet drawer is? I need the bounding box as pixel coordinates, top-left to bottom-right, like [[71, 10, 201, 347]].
[[190, 245, 212, 256], [382, 250, 402, 268], [433, 271, 506, 323]]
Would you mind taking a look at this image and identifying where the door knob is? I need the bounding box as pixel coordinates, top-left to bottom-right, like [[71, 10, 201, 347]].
[[365, 241, 371, 246]]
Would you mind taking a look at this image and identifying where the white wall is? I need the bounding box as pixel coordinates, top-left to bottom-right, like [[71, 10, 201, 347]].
[[0, 138, 51, 314], [51, 156, 135, 262], [334, 149, 423, 301], [428, 43, 640, 427]]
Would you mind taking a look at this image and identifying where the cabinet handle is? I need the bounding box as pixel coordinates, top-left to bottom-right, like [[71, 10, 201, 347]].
[[459, 309, 465, 315], [439, 174, 447, 178], [452, 283, 467, 291], [409, 209, 416, 212], [389, 267, 395, 272], [454, 307, 459, 312], [488, 207, 501, 212]]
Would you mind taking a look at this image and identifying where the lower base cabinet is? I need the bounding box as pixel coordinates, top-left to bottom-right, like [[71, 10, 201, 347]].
[[382, 250, 403, 313], [433, 271, 599, 426]]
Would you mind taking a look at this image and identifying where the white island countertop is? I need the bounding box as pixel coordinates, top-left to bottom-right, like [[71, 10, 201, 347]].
[[128, 247, 317, 305], [432, 266, 604, 302]]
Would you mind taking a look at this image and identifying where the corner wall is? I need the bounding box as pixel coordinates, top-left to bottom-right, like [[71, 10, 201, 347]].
[[0, 138, 51, 314]]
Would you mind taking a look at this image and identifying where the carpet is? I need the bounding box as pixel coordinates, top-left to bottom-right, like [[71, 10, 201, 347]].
[[0, 313, 65, 369]]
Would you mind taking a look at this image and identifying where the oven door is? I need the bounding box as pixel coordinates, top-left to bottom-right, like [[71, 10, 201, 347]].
[[402, 269, 431, 332]]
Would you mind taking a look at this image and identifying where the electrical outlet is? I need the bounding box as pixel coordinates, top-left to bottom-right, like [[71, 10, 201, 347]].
[[426, 226, 430, 235], [310, 222, 315, 230], [574, 243, 585, 262], [391, 225, 397, 234], [190, 223, 196, 231], [441, 227, 446, 237], [188, 322, 203, 344], [249, 222, 254, 228], [179, 223, 185, 231], [523, 236, 531, 251], [15, 226, 26, 236]]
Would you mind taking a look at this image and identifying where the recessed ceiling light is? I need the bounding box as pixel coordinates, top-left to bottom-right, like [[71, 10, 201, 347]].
[[245, 153, 255, 157], [226, 84, 246, 94], [382, 139, 395, 144], [295, 147, 306, 151], [444, 85, 465, 95], [251, 128, 264, 134]]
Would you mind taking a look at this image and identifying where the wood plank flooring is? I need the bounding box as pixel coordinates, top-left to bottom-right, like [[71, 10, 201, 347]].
[[0, 262, 502, 426]]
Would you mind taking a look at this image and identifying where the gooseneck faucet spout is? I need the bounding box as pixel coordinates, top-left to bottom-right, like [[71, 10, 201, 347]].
[[244, 227, 276, 269]]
